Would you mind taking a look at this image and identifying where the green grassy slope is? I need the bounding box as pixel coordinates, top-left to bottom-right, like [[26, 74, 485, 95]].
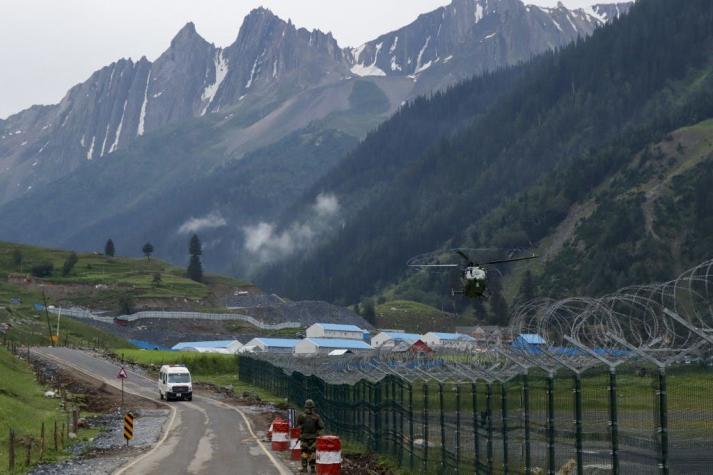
[[0, 348, 97, 473], [0, 241, 249, 347], [375, 300, 472, 333]]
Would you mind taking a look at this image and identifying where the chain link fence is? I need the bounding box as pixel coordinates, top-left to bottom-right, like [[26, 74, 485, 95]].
[[238, 259, 713, 474]]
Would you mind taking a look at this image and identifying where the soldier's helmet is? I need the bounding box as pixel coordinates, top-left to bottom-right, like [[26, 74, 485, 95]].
[[304, 399, 315, 409]]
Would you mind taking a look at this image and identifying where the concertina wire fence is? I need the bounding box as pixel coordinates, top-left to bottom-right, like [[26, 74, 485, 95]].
[[239, 259, 713, 474]]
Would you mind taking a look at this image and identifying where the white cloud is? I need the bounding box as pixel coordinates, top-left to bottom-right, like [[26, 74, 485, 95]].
[[178, 211, 227, 234], [313, 192, 339, 217], [243, 193, 340, 266]]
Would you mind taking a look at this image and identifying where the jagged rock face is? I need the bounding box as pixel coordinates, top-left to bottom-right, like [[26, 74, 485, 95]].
[[348, 0, 631, 85], [0, 0, 632, 206], [214, 8, 349, 108]]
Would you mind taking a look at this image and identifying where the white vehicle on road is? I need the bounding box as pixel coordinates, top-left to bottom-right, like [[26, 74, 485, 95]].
[[158, 364, 192, 401]]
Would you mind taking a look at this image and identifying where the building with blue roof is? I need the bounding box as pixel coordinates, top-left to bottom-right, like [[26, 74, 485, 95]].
[[171, 340, 242, 354], [371, 331, 423, 348], [422, 332, 477, 349], [294, 338, 373, 355], [242, 337, 301, 354], [512, 334, 547, 352], [306, 323, 368, 341]]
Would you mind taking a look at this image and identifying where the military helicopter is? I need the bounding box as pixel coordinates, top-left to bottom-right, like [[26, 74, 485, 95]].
[[408, 249, 538, 299]]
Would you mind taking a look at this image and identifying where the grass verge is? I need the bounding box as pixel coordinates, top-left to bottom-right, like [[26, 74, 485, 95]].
[[0, 347, 97, 474]]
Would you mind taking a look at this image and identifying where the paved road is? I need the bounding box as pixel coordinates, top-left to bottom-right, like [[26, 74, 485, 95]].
[[34, 347, 291, 475]]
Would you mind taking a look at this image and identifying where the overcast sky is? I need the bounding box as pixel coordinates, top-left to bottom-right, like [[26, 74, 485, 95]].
[[0, 0, 598, 119]]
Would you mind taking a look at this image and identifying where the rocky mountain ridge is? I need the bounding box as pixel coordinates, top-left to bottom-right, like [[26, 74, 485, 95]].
[[0, 0, 630, 272]]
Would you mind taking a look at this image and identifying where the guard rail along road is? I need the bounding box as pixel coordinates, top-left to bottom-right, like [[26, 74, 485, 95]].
[[48, 308, 300, 330]]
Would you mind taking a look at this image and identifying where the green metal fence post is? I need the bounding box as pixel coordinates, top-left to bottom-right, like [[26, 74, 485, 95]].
[[609, 367, 619, 475], [502, 381, 509, 475], [547, 373, 555, 475], [375, 381, 383, 453], [424, 383, 429, 473], [392, 377, 398, 458], [657, 368, 669, 475], [384, 378, 390, 454], [409, 382, 414, 470], [456, 384, 461, 474], [439, 382, 446, 473], [472, 382, 480, 473], [399, 378, 405, 466], [574, 373, 583, 475], [487, 382, 494, 475], [523, 373, 531, 474]]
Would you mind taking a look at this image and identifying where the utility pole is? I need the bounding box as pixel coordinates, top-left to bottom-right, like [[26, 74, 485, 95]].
[[42, 293, 54, 346]]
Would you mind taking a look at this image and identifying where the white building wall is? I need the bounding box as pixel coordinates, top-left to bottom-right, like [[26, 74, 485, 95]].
[[324, 329, 363, 340], [294, 339, 319, 355], [305, 324, 364, 340], [421, 333, 442, 347], [305, 325, 326, 338]]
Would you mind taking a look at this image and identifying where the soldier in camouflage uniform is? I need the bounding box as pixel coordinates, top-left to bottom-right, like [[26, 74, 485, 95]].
[[297, 399, 325, 473]]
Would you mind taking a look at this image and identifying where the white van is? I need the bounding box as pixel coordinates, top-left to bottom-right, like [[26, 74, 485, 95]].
[[158, 364, 192, 401]]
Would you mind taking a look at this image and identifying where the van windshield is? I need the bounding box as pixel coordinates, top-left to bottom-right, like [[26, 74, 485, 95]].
[[168, 373, 190, 383]]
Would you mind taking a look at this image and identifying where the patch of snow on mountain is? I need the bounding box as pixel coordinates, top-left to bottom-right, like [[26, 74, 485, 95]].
[[389, 36, 399, 54], [201, 50, 229, 115], [245, 52, 264, 89], [109, 99, 127, 154], [351, 42, 387, 76], [273, 59, 278, 78], [475, 3, 484, 23], [137, 71, 151, 136], [550, 17, 563, 32], [86, 136, 95, 160], [443, 55, 454, 63], [391, 56, 402, 72], [565, 13, 578, 31], [414, 36, 432, 74], [484, 32, 497, 40], [581, 6, 606, 23], [99, 122, 110, 157]]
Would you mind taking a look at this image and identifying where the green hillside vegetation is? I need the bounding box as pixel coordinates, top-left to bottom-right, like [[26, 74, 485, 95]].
[[0, 241, 248, 346], [262, 0, 713, 320], [374, 300, 471, 333], [0, 348, 98, 472]]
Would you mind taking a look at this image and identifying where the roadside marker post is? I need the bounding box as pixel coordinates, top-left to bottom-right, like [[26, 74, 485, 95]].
[[123, 412, 134, 446], [117, 367, 128, 408]]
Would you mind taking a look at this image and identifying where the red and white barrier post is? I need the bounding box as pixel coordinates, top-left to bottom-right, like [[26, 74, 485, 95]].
[[290, 427, 302, 460], [271, 419, 289, 451], [316, 436, 341, 474]]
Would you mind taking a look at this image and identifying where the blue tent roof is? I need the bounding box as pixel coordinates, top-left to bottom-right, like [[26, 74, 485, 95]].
[[253, 338, 300, 348], [516, 334, 546, 345], [317, 323, 365, 332], [129, 339, 170, 351], [380, 332, 422, 341], [172, 340, 240, 350], [305, 338, 372, 349], [430, 332, 476, 341]]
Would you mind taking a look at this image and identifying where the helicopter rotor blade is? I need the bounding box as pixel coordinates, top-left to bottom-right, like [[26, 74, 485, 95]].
[[408, 264, 460, 268], [483, 254, 539, 266], [455, 250, 473, 263]]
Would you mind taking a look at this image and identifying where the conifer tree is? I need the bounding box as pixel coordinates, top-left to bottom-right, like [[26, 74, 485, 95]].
[[105, 239, 115, 257], [187, 234, 203, 282]]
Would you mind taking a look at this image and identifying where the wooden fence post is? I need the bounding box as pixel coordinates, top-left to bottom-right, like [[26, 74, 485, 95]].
[[24, 437, 33, 467], [8, 428, 15, 473], [53, 420, 58, 451], [40, 422, 45, 460]]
